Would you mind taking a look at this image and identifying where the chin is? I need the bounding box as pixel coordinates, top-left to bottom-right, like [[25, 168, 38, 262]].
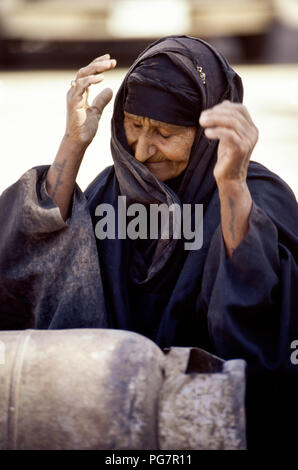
[[145, 162, 184, 182], [149, 169, 174, 182]]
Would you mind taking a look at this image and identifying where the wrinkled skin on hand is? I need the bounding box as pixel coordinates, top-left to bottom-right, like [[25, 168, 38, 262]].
[[199, 100, 258, 257], [199, 100, 259, 184], [46, 54, 116, 220], [65, 54, 117, 148]]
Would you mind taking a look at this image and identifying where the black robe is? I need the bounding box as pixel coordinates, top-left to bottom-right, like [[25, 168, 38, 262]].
[[0, 36, 297, 448]]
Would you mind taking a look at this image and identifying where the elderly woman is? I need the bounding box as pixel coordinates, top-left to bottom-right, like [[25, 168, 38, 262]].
[[0, 36, 297, 448]]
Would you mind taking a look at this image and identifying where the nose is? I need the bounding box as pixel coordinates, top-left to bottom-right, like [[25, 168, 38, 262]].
[[134, 132, 157, 163]]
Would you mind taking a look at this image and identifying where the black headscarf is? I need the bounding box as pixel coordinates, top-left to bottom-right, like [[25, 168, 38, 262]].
[[124, 54, 201, 126], [109, 36, 243, 283]]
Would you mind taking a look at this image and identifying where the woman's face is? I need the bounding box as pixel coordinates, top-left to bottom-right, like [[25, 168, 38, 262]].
[[124, 112, 197, 181]]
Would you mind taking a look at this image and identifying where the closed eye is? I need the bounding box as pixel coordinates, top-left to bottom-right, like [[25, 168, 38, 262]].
[[157, 130, 171, 139], [133, 122, 142, 129]]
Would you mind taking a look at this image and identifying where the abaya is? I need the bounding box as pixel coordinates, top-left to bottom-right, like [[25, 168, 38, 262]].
[[0, 36, 297, 448]]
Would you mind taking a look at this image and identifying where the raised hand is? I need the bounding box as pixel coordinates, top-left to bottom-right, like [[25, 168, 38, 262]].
[[46, 54, 116, 220], [199, 100, 258, 184], [199, 101, 259, 257], [65, 54, 117, 148]]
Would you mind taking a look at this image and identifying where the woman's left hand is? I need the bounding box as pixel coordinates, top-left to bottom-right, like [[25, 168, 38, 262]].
[[199, 100, 258, 184], [199, 100, 258, 257]]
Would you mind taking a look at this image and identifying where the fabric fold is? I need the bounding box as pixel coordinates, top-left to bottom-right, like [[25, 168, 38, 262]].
[[203, 202, 296, 374], [0, 166, 108, 330]]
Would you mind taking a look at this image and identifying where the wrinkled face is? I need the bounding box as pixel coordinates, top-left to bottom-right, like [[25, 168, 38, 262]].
[[124, 112, 197, 181]]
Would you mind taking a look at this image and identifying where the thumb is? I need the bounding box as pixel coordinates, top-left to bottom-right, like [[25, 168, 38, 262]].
[[92, 87, 113, 117]]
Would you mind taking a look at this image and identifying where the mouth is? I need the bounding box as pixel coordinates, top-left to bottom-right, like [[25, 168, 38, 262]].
[[145, 159, 168, 164]]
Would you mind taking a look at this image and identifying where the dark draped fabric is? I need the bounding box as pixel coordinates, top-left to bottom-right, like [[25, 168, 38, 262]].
[[0, 35, 297, 448], [85, 36, 298, 448]]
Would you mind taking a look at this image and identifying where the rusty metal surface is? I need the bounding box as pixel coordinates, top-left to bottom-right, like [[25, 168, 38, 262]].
[[0, 328, 246, 450]]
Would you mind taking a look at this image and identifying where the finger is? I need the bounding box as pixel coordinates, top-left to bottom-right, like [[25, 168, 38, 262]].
[[91, 54, 111, 63], [204, 126, 242, 145], [200, 104, 252, 126], [91, 88, 113, 116], [199, 111, 249, 138], [91, 55, 115, 67], [72, 74, 105, 96], [225, 102, 254, 124], [200, 103, 257, 140], [212, 101, 255, 125], [76, 58, 116, 80], [203, 101, 254, 127], [91, 57, 117, 70], [201, 107, 258, 150]]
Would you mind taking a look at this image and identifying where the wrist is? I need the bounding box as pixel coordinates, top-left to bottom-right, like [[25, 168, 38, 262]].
[[217, 179, 252, 212], [60, 134, 89, 157], [216, 178, 248, 195]]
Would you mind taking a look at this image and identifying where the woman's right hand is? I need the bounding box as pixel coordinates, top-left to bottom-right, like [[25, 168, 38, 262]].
[[65, 54, 117, 149], [46, 54, 116, 220]]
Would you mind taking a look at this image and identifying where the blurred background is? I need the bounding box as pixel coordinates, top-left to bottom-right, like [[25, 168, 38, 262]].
[[0, 0, 297, 198]]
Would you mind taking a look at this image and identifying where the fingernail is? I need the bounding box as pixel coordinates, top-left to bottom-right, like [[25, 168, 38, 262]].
[[103, 60, 114, 67]]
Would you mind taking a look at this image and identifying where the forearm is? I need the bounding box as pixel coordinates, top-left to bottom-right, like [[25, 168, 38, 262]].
[[46, 136, 87, 220], [217, 180, 252, 258]]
